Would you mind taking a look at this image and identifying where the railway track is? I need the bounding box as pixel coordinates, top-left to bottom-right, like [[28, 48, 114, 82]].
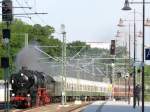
[[0, 102, 91, 112], [62, 102, 91, 112]]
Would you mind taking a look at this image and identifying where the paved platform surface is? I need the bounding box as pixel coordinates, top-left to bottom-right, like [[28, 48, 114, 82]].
[[82, 100, 150, 112]]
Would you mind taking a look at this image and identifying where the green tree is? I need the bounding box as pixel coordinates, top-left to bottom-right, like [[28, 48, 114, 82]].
[[0, 19, 59, 79]]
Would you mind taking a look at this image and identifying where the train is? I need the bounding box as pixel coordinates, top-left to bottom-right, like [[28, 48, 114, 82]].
[[113, 84, 133, 100], [9, 67, 133, 108]]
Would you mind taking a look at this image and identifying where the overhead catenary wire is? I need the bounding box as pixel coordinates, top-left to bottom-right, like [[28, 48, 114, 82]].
[[23, 0, 48, 25], [15, 0, 36, 24]]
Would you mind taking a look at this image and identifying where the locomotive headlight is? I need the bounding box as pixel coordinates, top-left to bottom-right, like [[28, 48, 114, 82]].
[[11, 80, 14, 84], [21, 73, 24, 76], [12, 93, 15, 96], [27, 94, 30, 97]]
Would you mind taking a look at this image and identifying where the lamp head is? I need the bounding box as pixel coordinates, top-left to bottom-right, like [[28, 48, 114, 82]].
[[145, 18, 150, 26], [61, 24, 66, 34], [138, 31, 143, 37], [122, 0, 132, 10], [115, 30, 121, 37], [118, 18, 125, 27]]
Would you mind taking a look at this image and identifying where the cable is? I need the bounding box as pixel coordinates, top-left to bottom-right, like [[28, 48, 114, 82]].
[[23, 0, 48, 25], [34, 0, 36, 11], [15, 0, 36, 24]]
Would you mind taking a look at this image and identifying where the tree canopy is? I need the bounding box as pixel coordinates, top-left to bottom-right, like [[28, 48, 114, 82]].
[[0, 19, 60, 79]]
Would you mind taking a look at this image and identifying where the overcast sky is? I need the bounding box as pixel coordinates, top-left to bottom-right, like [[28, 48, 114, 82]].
[[11, 0, 150, 45], [12, 0, 125, 42]]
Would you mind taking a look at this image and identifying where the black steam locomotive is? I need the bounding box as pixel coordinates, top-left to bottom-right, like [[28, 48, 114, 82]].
[[10, 67, 55, 108]]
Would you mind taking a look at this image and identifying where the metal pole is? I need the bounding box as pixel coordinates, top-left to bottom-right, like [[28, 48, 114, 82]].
[[25, 33, 28, 47], [61, 37, 64, 105], [63, 27, 67, 105], [4, 68, 9, 112], [76, 59, 80, 100], [106, 64, 109, 82], [128, 23, 131, 66], [128, 23, 131, 104], [4, 44, 9, 112], [124, 29, 128, 101], [61, 24, 66, 105], [92, 59, 95, 99], [133, 9, 136, 108], [118, 78, 120, 98], [6, 43, 10, 111], [142, 0, 145, 112], [4, 24, 10, 112], [125, 77, 126, 100], [64, 32, 67, 104], [111, 61, 115, 100]]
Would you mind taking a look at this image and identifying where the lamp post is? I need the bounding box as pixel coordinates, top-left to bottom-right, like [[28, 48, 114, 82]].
[[122, 6, 137, 109], [111, 62, 115, 96], [142, 2, 145, 112], [118, 11, 136, 108], [61, 24, 67, 105], [122, 0, 145, 111], [116, 28, 129, 102], [118, 20, 131, 103], [116, 27, 142, 105]]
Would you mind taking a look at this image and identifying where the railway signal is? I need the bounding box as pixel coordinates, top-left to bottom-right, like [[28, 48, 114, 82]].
[[2, 29, 10, 45], [1, 57, 9, 68], [2, 0, 13, 22], [2, 29, 10, 39], [110, 40, 116, 55]]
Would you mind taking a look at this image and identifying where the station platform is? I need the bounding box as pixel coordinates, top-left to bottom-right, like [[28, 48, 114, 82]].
[[82, 100, 150, 112]]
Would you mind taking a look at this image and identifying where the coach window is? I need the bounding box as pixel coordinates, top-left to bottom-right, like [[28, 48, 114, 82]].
[[100, 87, 102, 92], [74, 84, 76, 91], [80, 85, 82, 91], [83, 85, 85, 91]]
